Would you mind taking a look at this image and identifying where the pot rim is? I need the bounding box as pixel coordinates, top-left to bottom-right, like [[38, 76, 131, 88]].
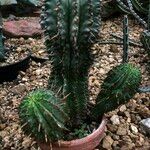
[[38, 115, 107, 148]]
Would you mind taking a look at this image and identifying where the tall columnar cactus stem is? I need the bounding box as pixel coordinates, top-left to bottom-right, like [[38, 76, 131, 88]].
[[0, 10, 5, 61], [123, 15, 129, 63], [41, 0, 101, 124], [93, 63, 141, 118], [19, 90, 68, 141]]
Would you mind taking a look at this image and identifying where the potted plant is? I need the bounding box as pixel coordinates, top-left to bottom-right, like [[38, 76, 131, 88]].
[[0, 0, 31, 82], [18, 1, 142, 150]]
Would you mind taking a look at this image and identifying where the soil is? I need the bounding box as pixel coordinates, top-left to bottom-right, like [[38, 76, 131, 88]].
[[0, 16, 150, 150]]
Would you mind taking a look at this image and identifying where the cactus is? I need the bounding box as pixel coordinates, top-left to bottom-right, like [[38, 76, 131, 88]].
[[92, 16, 141, 118], [116, 0, 149, 28], [140, 1, 150, 56], [19, 89, 68, 141], [0, 10, 5, 61], [93, 63, 141, 118], [41, 0, 101, 124]]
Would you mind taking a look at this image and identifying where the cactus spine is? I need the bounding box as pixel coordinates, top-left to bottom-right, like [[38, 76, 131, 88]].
[[19, 90, 68, 141], [41, 0, 101, 124]]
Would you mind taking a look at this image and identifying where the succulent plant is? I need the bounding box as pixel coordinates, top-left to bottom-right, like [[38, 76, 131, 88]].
[[116, 0, 149, 28], [92, 63, 141, 118], [0, 11, 5, 61], [19, 90, 68, 141], [41, 0, 101, 124], [19, 1, 145, 144], [140, 1, 150, 56]]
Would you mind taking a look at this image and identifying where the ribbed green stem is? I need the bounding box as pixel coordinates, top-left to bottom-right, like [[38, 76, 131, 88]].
[[123, 15, 129, 63], [0, 10, 5, 61]]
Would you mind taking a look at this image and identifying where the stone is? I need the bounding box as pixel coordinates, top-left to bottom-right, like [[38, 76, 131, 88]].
[[140, 118, 150, 134], [10, 84, 27, 94], [22, 137, 32, 149], [102, 135, 114, 149], [119, 105, 127, 112], [117, 126, 127, 135], [110, 115, 120, 125], [3, 18, 43, 38], [130, 125, 138, 134]]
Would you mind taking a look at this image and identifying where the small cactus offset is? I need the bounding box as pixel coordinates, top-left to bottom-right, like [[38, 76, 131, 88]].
[[19, 90, 68, 141], [41, 0, 101, 123], [93, 63, 141, 118]]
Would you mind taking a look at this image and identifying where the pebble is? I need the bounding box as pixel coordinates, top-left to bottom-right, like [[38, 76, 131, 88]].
[[22, 137, 32, 149], [117, 125, 127, 135], [130, 125, 138, 134], [110, 115, 120, 125], [119, 105, 127, 112], [102, 135, 114, 149], [140, 118, 150, 134], [10, 84, 27, 94]]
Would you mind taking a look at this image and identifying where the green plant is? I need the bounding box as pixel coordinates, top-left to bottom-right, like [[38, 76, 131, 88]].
[[116, 0, 149, 28], [0, 11, 5, 61], [92, 63, 141, 118], [19, 1, 143, 144], [41, 0, 101, 125], [93, 15, 141, 118], [19, 90, 68, 141], [140, 1, 150, 56]]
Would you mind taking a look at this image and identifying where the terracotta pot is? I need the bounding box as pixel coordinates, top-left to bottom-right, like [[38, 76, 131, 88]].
[[38, 116, 107, 150]]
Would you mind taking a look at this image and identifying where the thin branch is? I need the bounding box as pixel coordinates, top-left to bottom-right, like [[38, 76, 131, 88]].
[[110, 33, 143, 47]]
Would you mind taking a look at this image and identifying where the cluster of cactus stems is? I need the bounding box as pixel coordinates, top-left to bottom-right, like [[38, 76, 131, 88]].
[[40, 0, 101, 123], [19, 0, 144, 142]]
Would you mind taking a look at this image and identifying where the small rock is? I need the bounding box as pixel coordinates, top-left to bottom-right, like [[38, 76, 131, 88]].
[[107, 124, 118, 133], [130, 125, 138, 134], [99, 68, 105, 74], [10, 84, 27, 94], [110, 115, 120, 125], [119, 105, 127, 112], [140, 118, 150, 134], [117, 126, 127, 135], [35, 69, 43, 76], [0, 124, 6, 130], [102, 135, 114, 149], [22, 137, 32, 149], [3, 19, 43, 38]]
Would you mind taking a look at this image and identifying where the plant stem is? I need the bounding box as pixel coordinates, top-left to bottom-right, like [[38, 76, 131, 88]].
[[123, 15, 129, 63], [110, 33, 142, 47]]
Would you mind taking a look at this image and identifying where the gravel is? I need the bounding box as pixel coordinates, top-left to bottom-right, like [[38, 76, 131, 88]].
[[0, 16, 150, 150]]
